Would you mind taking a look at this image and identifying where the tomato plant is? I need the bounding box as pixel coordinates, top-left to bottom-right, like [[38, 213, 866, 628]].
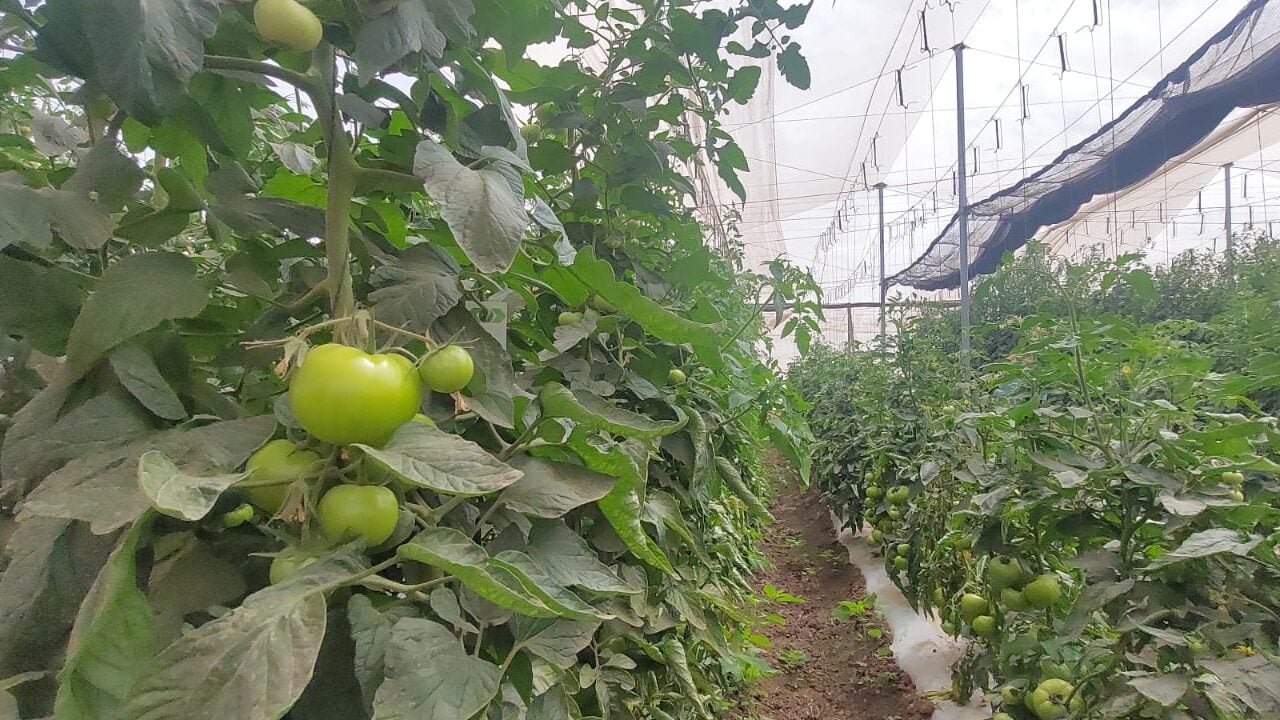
[[791, 241, 1280, 718], [0, 1, 820, 718]]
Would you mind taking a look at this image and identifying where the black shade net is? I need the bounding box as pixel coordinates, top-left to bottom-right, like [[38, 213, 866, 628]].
[[891, 0, 1280, 290]]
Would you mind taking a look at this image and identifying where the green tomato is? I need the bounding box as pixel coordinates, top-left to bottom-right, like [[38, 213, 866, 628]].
[[291, 344, 421, 446], [987, 556, 1025, 590], [959, 593, 989, 622], [1000, 587, 1029, 611], [993, 714, 1015, 720], [1023, 574, 1062, 609], [887, 486, 911, 505], [1000, 685, 1023, 707], [668, 368, 687, 386], [254, 0, 323, 51], [412, 413, 436, 427], [932, 587, 945, 605], [1029, 679, 1076, 720], [1229, 488, 1246, 502], [892, 555, 908, 571], [520, 123, 542, 143], [269, 553, 317, 584], [219, 503, 254, 528], [896, 543, 911, 557], [869, 529, 884, 543], [941, 620, 957, 635], [557, 311, 582, 326], [970, 614, 997, 638], [1222, 470, 1245, 487], [887, 507, 903, 520], [316, 485, 400, 547], [420, 344, 475, 393], [590, 294, 618, 313], [865, 485, 884, 499], [242, 439, 324, 513]]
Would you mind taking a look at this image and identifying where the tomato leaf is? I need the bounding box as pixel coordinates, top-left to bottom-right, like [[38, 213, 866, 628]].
[[370, 618, 501, 720], [109, 341, 188, 421], [413, 139, 528, 273], [355, 423, 523, 497], [0, 176, 115, 251], [517, 521, 637, 595], [0, 255, 87, 356], [510, 616, 599, 670], [34, 0, 221, 124], [568, 248, 725, 369], [354, 0, 475, 83], [53, 518, 158, 720], [21, 416, 276, 534], [65, 252, 212, 380], [369, 244, 464, 334], [137, 450, 246, 522], [539, 383, 686, 439], [348, 596, 419, 708], [489, 551, 612, 621], [123, 551, 365, 720], [498, 456, 618, 519], [397, 526, 555, 618]]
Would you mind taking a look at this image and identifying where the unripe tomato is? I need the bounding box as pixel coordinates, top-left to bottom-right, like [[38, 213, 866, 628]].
[[558, 311, 582, 326], [892, 555, 908, 570], [1000, 587, 1029, 611], [887, 507, 903, 520], [1222, 471, 1245, 486], [419, 345, 475, 393], [291, 344, 420, 446], [219, 503, 254, 528], [590, 294, 618, 313], [269, 553, 317, 584], [412, 413, 436, 427], [1229, 489, 1245, 502], [987, 556, 1025, 590], [970, 614, 997, 638], [520, 124, 542, 143], [668, 368, 687, 386], [1000, 685, 1023, 707], [316, 485, 399, 547], [887, 486, 911, 505], [993, 714, 1015, 720], [959, 593, 988, 621], [254, 0, 323, 51], [242, 439, 324, 512], [869, 529, 883, 543], [896, 543, 911, 557], [864, 485, 883, 499], [1023, 574, 1062, 609], [941, 620, 957, 635]]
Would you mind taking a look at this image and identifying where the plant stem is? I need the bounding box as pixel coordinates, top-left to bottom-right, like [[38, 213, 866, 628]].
[[204, 55, 317, 94], [316, 47, 357, 329], [355, 166, 423, 194]]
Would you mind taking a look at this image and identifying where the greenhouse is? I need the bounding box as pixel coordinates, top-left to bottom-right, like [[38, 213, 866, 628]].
[[0, 1, 1276, 720]]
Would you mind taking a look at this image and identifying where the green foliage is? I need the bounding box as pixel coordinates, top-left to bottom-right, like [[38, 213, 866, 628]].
[[0, 2, 818, 718], [790, 240, 1280, 719]]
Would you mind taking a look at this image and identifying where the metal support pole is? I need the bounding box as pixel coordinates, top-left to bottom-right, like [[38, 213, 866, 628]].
[[1223, 162, 1234, 271], [954, 44, 972, 373], [846, 305, 854, 348], [876, 183, 887, 338]]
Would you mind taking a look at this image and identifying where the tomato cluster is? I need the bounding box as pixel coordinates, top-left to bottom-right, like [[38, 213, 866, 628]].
[[232, 341, 477, 579]]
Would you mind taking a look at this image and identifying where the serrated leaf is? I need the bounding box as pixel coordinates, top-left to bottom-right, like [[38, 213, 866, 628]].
[[0, 176, 114, 251], [0, 255, 86, 355], [777, 43, 810, 90], [490, 551, 611, 621], [1146, 529, 1263, 570], [54, 518, 157, 720], [414, 139, 527, 273], [369, 244, 464, 333], [348, 594, 417, 708], [66, 252, 211, 379], [524, 521, 636, 595], [123, 551, 366, 720], [354, 0, 474, 83], [498, 456, 618, 518], [356, 423, 523, 497], [397, 526, 556, 617], [511, 616, 599, 670], [109, 341, 187, 420], [568, 248, 724, 369], [138, 450, 246, 521], [21, 415, 276, 534], [35, 0, 221, 124], [539, 383, 685, 439], [371, 617, 501, 720]]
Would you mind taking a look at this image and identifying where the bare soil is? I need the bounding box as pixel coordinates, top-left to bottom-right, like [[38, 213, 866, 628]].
[[739, 459, 933, 720]]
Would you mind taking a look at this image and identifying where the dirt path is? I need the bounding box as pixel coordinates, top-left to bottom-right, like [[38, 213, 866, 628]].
[[741, 463, 933, 720]]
